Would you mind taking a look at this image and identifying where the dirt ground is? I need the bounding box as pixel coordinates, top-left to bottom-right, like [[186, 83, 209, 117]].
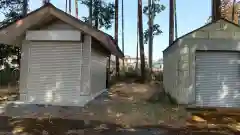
[[1, 81, 188, 127], [0, 81, 239, 135], [83, 81, 188, 127]]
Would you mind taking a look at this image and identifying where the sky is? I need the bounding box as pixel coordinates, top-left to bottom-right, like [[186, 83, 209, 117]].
[[17, 0, 211, 60]]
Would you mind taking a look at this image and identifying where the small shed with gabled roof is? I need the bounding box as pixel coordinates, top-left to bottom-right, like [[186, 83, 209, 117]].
[[163, 18, 240, 107], [0, 3, 123, 108]]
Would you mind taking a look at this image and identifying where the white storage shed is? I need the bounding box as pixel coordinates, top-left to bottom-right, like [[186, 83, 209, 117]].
[[163, 18, 240, 108], [0, 4, 123, 108]]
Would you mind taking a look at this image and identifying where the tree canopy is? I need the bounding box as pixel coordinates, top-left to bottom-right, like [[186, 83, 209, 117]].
[[221, 0, 239, 24], [143, 0, 165, 44], [0, 0, 26, 86], [79, 0, 115, 29], [208, 0, 240, 24], [0, 0, 25, 68], [0, 0, 26, 27]]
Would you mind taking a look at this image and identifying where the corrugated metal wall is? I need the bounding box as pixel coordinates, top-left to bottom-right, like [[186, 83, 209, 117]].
[[163, 41, 190, 103], [90, 47, 107, 95]]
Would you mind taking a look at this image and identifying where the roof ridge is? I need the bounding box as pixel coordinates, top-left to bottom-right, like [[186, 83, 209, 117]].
[[163, 18, 240, 53]]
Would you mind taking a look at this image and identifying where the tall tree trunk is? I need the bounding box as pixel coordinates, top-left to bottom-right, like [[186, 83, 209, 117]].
[[75, 0, 79, 18], [89, 0, 93, 26], [148, 0, 153, 75], [169, 0, 174, 46], [69, 0, 72, 14], [115, 0, 120, 77], [94, 0, 99, 29], [212, 0, 221, 21], [94, 19, 99, 28], [42, 0, 50, 5], [232, 0, 236, 21], [122, 0, 125, 69], [136, 15, 139, 70], [23, 0, 28, 15], [66, 0, 68, 12], [174, 0, 178, 39], [138, 0, 145, 83]]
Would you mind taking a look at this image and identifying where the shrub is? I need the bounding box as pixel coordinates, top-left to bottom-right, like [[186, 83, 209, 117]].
[[0, 66, 19, 87]]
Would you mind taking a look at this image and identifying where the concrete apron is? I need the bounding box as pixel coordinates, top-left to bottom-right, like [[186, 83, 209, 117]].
[[0, 89, 108, 120], [0, 102, 86, 120]]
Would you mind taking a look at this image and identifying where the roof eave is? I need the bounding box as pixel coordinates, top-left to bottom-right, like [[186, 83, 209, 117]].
[[0, 6, 50, 46]]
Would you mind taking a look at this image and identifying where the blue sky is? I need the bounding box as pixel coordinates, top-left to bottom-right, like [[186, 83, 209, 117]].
[[21, 0, 210, 60]]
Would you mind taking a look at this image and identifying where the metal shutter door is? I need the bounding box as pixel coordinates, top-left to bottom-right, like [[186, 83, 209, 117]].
[[26, 42, 82, 105], [196, 51, 240, 107]]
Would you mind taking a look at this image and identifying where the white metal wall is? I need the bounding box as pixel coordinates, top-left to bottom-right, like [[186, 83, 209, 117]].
[[195, 51, 240, 107], [163, 19, 240, 105], [163, 42, 190, 103], [90, 48, 107, 95]]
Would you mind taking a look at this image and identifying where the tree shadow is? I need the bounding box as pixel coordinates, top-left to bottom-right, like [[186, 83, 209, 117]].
[[0, 116, 237, 135]]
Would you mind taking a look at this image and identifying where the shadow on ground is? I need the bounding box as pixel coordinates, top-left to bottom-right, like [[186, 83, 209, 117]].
[[0, 116, 237, 135]]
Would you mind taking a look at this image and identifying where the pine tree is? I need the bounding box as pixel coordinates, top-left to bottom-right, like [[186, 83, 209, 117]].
[[143, 0, 165, 75], [80, 0, 115, 29], [138, 0, 145, 83], [0, 0, 28, 85]]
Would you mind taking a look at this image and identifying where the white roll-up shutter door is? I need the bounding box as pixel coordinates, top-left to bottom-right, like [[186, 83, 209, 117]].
[[196, 51, 240, 107], [25, 42, 82, 105]]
